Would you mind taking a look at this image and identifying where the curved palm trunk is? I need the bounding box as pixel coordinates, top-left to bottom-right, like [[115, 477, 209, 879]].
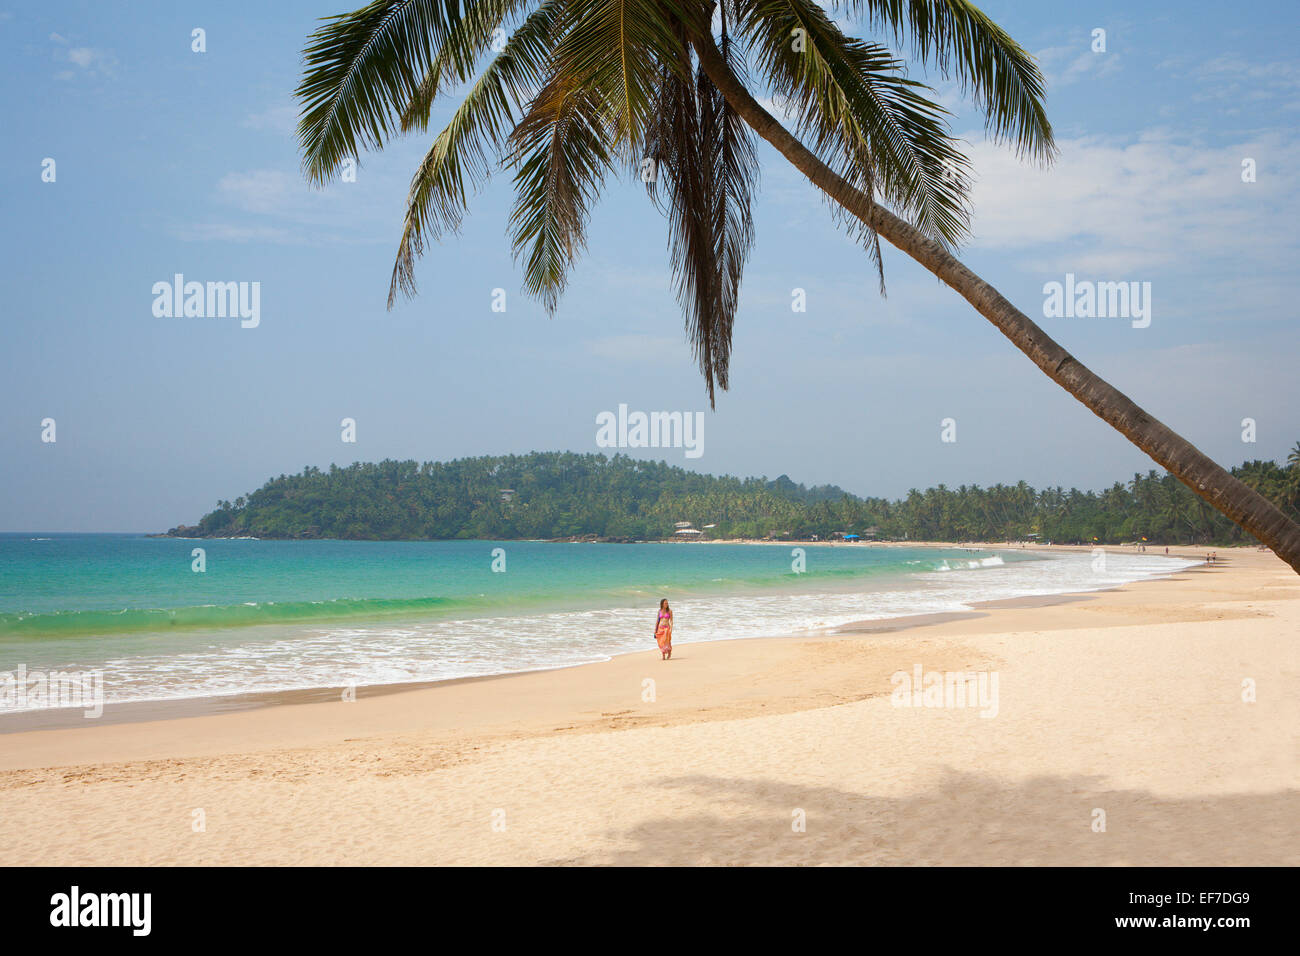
[[693, 35, 1300, 574]]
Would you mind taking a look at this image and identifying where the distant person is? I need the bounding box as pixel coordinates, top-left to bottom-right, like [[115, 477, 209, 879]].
[[655, 599, 674, 661]]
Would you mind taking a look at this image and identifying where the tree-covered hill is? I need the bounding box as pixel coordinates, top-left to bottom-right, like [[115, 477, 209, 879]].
[[168, 448, 1300, 546]]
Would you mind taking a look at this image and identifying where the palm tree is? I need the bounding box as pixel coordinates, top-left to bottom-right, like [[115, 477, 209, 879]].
[[1286, 443, 1300, 510], [294, 0, 1300, 573]]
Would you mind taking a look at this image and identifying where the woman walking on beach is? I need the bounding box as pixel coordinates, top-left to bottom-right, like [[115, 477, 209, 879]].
[[655, 599, 673, 660]]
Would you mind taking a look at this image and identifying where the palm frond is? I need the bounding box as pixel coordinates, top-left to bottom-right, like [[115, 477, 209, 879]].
[[297, 0, 487, 184], [834, 0, 1055, 162], [829, 42, 972, 248], [550, 0, 690, 159], [736, 0, 971, 261], [646, 10, 757, 406], [506, 71, 617, 313], [399, 0, 539, 134], [711, 4, 758, 328], [389, 0, 561, 305]]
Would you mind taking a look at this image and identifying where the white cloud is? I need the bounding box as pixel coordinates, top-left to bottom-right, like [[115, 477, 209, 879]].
[[243, 101, 299, 137], [176, 162, 404, 246], [1159, 55, 1300, 114], [1034, 44, 1121, 89], [50, 35, 116, 78], [1167, 55, 1300, 92], [963, 130, 1299, 278], [218, 169, 303, 215]]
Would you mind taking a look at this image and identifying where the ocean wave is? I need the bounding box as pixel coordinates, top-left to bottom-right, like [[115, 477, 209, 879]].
[[0, 548, 1024, 639], [0, 595, 460, 639]]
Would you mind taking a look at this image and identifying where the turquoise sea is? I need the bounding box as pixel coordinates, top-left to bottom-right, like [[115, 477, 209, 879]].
[[0, 534, 1195, 712]]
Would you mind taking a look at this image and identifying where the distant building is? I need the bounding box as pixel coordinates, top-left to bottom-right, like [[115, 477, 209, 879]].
[[674, 521, 694, 529], [673, 528, 703, 536], [499, 489, 516, 502]]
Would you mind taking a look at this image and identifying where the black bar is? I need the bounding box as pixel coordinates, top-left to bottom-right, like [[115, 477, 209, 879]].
[[1, 866, 1283, 941]]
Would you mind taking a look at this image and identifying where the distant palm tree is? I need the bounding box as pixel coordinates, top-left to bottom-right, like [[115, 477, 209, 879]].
[[295, 0, 1300, 573], [1286, 443, 1300, 510]]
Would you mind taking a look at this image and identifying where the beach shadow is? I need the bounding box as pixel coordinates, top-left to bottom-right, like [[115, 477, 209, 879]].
[[553, 768, 1300, 865]]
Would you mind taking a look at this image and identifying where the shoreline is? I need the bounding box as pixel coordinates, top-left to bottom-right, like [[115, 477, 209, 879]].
[[0, 547, 1208, 745], [0, 597, 1067, 734], [0, 544, 1292, 865], [0, 544, 1199, 734]]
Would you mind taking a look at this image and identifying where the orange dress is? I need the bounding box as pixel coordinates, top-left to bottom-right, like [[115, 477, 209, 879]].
[[655, 610, 673, 652]]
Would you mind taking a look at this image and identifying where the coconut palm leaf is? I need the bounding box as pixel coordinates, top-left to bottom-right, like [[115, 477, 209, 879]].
[[389, 0, 561, 304], [709, 4, 759, 324], [736, 0, 971, 255], [298, 0, 499, 184], [835, 0, 1053, 161], [506, 71, 617, 312], [398, 0, 540, 133], [645, 9, 757, 404], [548, 0, 691, 156]]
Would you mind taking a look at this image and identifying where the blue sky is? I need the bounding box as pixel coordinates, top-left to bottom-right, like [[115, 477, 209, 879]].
[[2, 0, 1297, 531]]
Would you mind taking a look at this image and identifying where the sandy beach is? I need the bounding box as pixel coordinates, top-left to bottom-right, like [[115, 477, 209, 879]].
[[1, 544, 1295, 866]]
